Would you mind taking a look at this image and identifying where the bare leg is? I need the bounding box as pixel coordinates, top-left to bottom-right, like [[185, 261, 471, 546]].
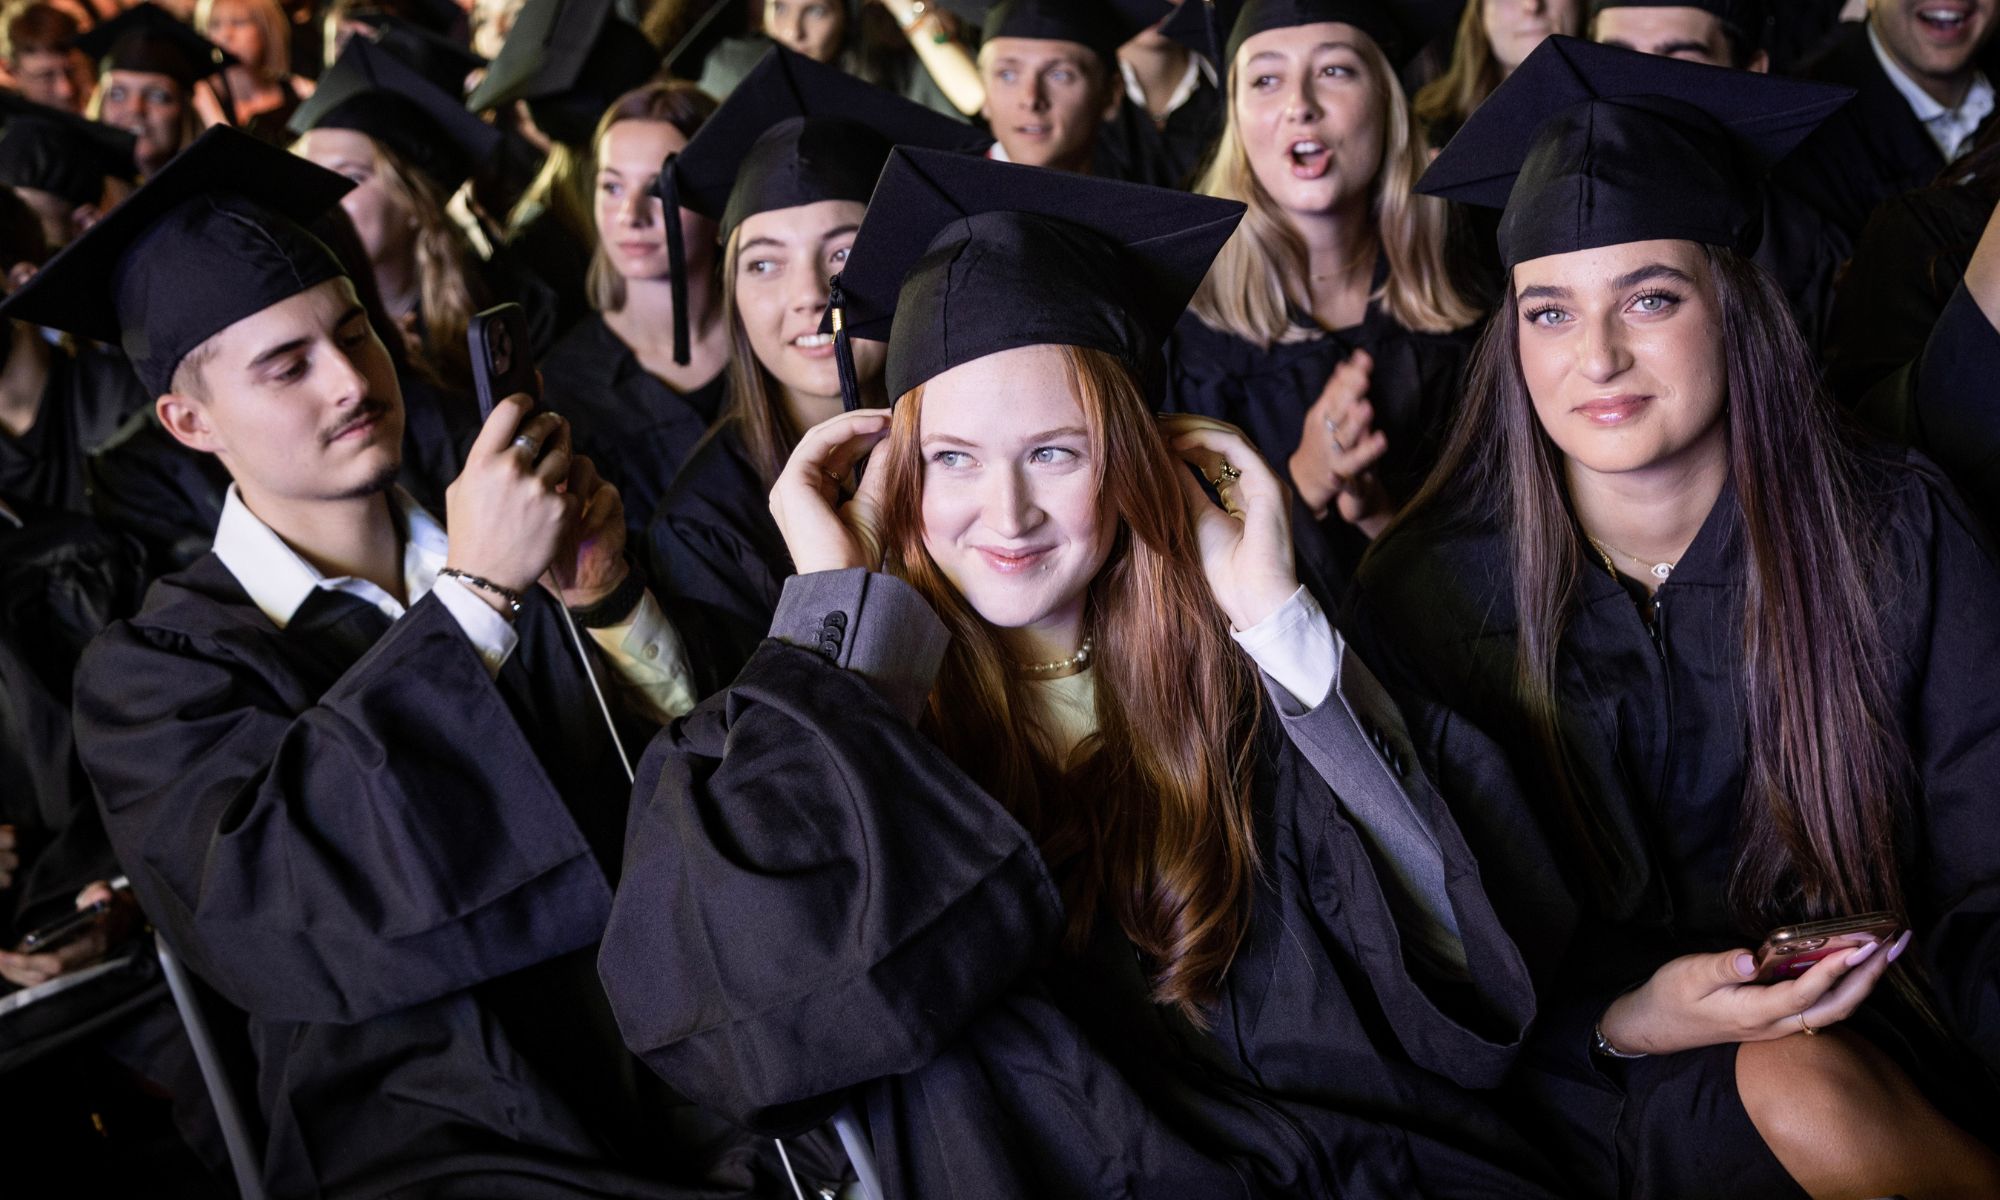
[[1737, 1029, 2000, 1200]]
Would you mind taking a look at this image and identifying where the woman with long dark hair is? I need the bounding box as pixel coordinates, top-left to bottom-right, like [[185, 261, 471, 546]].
[[598, 149, 1571, 1199], [642, 48, 988, 633], [1354, 37, 2000, 1197], [1170, 0, 1482, 600]]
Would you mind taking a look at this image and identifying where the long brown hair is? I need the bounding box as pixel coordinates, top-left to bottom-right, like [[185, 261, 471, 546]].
[[1191, 29, 1476, 345], [875, 346, 1265, 1024], [1379, 245, 1913, 934], [371, 140, 487, 388], [583, 79, 718, 315]]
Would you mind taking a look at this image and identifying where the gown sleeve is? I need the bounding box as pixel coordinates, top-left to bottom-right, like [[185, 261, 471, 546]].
[[597, 570, 1066, 1133], [73, 590, 616, 1026], [1902, 465, 2000, 1071]]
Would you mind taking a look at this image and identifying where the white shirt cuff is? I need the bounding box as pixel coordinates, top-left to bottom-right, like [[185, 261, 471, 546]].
[[586, 590, 699, 724], [431, 575, 520, 678], [1230, 584, 1341, 713]]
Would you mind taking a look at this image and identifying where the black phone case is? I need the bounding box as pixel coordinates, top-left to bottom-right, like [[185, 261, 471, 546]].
[[469, 303, 540, 420]]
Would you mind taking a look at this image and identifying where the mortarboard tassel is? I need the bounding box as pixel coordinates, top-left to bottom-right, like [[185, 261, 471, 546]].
[[662, 154, 691, 366], [829, 273, 861, 412]]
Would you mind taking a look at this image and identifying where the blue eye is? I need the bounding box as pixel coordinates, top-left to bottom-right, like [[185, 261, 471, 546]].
[[1630, 290, 1680, 314], [1028, 446, 1077, 465], [930, 449, 970, 469], [1524, 306, 1569, 327]]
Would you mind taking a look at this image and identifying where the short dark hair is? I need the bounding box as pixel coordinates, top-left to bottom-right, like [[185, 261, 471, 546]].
[[2, 2, 81, 61]]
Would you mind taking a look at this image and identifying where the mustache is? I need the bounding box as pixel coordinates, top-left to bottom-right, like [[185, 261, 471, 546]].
[[320, 398, 392, 446]]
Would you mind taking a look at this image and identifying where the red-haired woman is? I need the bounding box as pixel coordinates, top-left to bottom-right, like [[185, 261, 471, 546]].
[[598, 151, 1570, 1198]]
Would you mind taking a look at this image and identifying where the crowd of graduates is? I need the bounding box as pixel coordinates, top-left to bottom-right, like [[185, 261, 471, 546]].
[[3, 0, 2000, 1196]]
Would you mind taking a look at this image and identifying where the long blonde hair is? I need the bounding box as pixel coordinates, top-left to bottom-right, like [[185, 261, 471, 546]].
[[197, 0, 291, 85], [1190, 30, 1475, 346], [1412, 0, 1500, 140], [876, 346, 1264, 1025]]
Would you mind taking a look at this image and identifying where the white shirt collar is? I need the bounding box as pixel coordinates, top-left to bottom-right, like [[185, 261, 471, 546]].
[[987, 140, 1012, 163], [212, 484, 451, 631], [1119, 52, 1213, 117], [1868, 20, 1995, 161]]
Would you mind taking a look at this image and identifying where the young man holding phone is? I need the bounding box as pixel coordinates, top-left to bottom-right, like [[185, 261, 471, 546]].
[[3, 127, 814, 1199]]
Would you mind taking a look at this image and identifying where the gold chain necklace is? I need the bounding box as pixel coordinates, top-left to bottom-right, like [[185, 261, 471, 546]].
[[1586, 536, 1677, 584], [1014, 636, 1094, 680]]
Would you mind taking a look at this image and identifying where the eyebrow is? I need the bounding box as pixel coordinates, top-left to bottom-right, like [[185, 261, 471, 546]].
[[245, 305, 366, 371], [1516, 263, 1693, 302], [922, 425, 1088, 448], [1247, 41, 1356, 65]]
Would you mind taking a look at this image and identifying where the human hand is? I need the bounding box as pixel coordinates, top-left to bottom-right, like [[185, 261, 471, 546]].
[[545, 454, 628, 608], [1289, 349, 1393, 533], [770, 408, 893, 575], [1598, 933, 1909, 1057], [0, 881, 139, 989], [1163, 414, 1300, 631], [444, 396, 578, 612]]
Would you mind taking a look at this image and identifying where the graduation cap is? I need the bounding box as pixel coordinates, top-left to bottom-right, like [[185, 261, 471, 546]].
[[656, 45, 990, 364], [1415, 36, 1851, 269], [1162, 0, 1411, 69], [824, 146, 1243, 408], [290, 38, 501, 191], [935, 0, 1133, 65], [0, 94, 138, 206], [1588, 0, 1770, 52], [465, 0, 661, 146], [0, 126, 354, 396], [348, 11, 487, 94], [75, 3, 236, 89]]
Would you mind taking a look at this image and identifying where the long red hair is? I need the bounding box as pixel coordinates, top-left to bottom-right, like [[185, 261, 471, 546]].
[[875, 346, 1264, 1024]]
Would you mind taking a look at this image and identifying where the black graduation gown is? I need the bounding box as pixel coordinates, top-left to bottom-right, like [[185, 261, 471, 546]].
[[599, 570, 1576, 1199], [1165, 303, 1477, 602], [541, 314, 728, 546], [0, 341, 151, 516], [1345, 455, 2000, 1195], [1783, 21, 1984, 239], [644, 421, 793, 635], [0, 501, 144, 940], [72, 551, 800, 1199], [1825, 183, 1990, 408], [1859, 281, 2000, 532], [1095, 79, 1225, 191], [505, 204, 593, 345]]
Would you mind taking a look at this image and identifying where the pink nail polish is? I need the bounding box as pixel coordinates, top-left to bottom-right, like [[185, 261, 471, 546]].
[[1846, 940, 1879, 967], [1735, 953, 1756, 977], [1887, 930, 1913, 963]]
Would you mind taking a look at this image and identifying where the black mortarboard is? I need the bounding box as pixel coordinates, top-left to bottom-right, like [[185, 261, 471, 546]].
[[1163, 0, 1410, 68], [349, 11, 487, 94], [76, 3, 235, 89], [657, 45, 989, 363], [0, 127, 353, 396], [465, 0, 661, 146], [1589, 0, 1769, 52], [1415, 36, 1850, 268], [936, 0, 1131, 64], [825, 147, 1243, 407], [0, 94, 138, 206], [290, 38, 501, 190]]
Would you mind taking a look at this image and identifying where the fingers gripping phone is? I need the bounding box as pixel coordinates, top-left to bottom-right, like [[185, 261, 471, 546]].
[[469, 303, 540, 421], [1754, 912, 1901, 983]]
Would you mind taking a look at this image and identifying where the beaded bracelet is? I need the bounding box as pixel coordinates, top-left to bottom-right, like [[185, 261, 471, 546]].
[[437, 568, 523, 615]]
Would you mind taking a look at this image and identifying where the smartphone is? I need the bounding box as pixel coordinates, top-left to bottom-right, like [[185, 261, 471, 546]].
[[1754, 912, 1901, 983], [468, 303, 539, 421], [17, 898, 110, 955]]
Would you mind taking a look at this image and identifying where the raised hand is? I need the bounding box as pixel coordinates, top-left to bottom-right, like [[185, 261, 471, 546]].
[[770, 408, 894, 575], [546, 454, 629, 609], [1162, 414, 1300, 631], [444, 395, 578, 613], [1290, 349, 1394, 535]]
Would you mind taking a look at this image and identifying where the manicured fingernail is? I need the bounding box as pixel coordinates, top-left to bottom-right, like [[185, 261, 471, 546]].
[[1735, 953, 1756, 977], [1846, 939, 1880, 967], [1887, 930, 1913, 963]]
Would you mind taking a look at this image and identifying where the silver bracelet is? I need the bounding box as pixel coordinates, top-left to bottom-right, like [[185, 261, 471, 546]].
[[438, 568, 523, 615]]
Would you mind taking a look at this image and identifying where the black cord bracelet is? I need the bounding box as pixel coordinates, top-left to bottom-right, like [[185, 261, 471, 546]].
[[569, 557, 648, 629]]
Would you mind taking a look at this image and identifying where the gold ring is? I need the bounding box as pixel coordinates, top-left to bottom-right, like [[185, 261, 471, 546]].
[[1797, 1011, 1817, 1036], [1208, 462, 1243, 489]]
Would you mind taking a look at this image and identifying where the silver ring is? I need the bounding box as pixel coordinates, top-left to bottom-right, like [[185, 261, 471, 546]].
[[511, 434, 541, 458], [1326, 415, 1345, 452]]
